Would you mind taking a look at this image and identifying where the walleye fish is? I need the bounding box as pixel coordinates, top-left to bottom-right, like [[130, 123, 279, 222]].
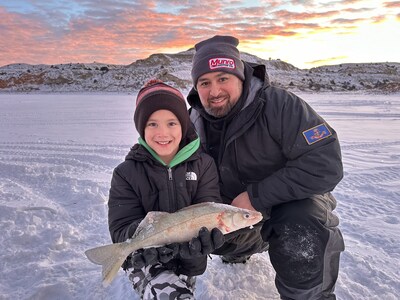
[[85, 202, 263, 286]]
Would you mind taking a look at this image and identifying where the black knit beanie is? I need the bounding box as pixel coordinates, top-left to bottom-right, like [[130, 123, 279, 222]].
[[134, 79, 189, 139], [191, 35, 245, 86]]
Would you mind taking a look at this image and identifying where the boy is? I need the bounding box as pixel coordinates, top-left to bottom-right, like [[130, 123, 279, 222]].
[[108, 79, 224, 299]]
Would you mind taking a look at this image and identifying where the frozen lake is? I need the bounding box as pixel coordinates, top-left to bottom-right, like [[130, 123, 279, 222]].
[[0, 92, 399, 299]]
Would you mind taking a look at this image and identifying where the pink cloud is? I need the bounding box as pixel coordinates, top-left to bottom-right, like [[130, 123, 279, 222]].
[[384, 1, 400, 8], [306, 55, 348, 66], [0, 1, 398, 67], [273, 9, 339, 21], [0, 8, 60, 65], [331, 18, 367, 24]]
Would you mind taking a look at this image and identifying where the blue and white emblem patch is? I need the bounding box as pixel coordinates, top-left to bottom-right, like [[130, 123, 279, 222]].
[[302, 123, 332, 145]]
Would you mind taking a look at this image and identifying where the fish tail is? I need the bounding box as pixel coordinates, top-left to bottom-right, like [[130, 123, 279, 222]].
[[85, 242, 131, 286]]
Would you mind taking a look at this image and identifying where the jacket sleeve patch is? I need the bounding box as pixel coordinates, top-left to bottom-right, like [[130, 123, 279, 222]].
[[302, 123, 332, 145]]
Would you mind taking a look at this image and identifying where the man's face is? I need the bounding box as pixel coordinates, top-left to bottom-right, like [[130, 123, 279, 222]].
[[196, 72, 243, 118]]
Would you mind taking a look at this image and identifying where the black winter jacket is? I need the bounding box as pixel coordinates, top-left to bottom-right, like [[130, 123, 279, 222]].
[[188, 62, 343, 216], [108, 127, 221, 276]]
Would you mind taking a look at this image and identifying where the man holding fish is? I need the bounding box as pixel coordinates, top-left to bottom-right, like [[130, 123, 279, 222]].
[[186, 35, 345, 300]]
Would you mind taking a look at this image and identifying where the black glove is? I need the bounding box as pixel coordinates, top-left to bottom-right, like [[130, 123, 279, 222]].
[[131, 243, 179, 269], [179, 227, 225, 259], [131, 227, 224, 268]]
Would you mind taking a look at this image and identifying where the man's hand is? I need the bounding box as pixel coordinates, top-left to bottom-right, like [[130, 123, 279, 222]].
[[231, 191, 257, 211]]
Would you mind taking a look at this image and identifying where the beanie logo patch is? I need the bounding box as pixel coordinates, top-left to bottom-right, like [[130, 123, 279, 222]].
[[209, 58, 236, 70]]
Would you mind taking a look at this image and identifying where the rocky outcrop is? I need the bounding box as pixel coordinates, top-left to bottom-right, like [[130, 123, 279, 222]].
[[0, 51, 399, 93]]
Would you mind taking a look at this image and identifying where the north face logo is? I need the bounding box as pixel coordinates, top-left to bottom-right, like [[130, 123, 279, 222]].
[[209, 58, 235, 70], [185, 172, 197, 181]]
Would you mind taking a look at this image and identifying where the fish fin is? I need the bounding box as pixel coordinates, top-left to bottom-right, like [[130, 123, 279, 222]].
[[85, 242, 130, 286], [145, 211, 169, 220]]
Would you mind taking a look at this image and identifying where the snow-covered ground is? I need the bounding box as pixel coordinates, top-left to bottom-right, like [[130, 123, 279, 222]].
[[0, 92, 399, 299]]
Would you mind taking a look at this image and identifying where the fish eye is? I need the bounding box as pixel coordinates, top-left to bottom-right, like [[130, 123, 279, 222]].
[[244, 213, 250, 219]]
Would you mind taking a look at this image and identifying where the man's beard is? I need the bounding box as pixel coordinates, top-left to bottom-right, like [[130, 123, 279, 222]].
[[204, 99, 235, 118]]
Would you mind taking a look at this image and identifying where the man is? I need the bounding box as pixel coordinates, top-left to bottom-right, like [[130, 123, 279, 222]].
[[187, 35, 345, 300]]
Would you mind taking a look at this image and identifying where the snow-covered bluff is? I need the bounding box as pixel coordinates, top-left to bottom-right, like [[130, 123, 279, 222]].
[[0, 49, 399, 93]]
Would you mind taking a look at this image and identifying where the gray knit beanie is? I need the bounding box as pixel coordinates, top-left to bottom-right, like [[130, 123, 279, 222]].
[[191, 35, 245, 86]]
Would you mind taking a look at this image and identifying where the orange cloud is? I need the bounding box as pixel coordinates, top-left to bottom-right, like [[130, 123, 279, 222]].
[[273, 10, 339, 21], [0, 8, 59, 65], [384, 1, 400, 8], [371, 15, 388, 24], [331, 18, 368, 24], [306, 56, 348, 66], [343, 7, 374, 13], [0, 1, 398, 67]]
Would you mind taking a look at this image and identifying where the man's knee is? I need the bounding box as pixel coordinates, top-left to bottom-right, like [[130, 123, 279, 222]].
[[261, 197, 344, 293], [268, 216, 328, 288]]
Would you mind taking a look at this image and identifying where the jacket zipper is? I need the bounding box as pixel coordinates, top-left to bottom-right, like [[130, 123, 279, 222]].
[[168, 167, 173, 180], [167, 167, 177, 211]]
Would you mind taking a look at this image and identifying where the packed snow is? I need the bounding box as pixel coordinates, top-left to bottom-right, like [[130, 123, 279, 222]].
[[0, 92, 399, 299]]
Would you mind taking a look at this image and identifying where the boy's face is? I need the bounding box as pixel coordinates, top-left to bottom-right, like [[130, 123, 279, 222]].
[[144, 109, 182, 164], [196, 71, 243, 118]]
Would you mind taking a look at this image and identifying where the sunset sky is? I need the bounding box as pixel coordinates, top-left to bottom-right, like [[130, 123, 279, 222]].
[[0, 0, 399, 69]]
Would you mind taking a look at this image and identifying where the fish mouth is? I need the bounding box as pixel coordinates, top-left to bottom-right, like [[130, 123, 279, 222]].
[[247, 211, 263, 223]]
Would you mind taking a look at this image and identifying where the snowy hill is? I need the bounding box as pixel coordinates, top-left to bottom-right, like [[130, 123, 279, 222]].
[[0, 49, 399, 93]]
